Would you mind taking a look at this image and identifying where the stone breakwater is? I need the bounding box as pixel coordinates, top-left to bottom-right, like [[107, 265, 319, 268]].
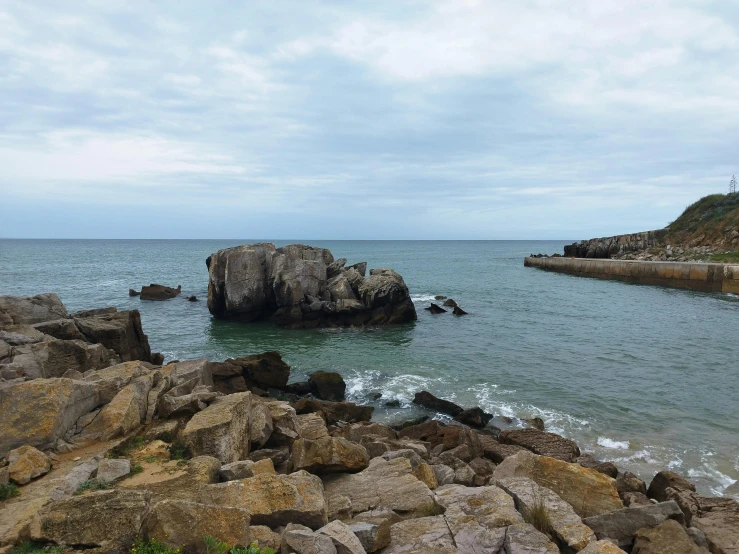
[[2, 293, 739, 553], [525, 256, 739, 294]]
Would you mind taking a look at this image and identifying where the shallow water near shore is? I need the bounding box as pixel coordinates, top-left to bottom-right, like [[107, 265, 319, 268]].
[[1, 239, 737, 498]]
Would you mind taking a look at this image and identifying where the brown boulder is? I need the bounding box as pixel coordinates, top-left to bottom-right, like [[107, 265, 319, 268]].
[[0, 293, 69, 326], [7, 445, 51, 485], [632, 519, 706, 553], [140, 284, 181, 300], [498, 428, 580, 462], [230, 351, 290, 388], [309, 371, 346, 401], [73, 308, 152, 362], [647, 470, 696, 502], [412, 391, 463, 416], [292, 437, 370, 474], [294, 398, 373, 425]]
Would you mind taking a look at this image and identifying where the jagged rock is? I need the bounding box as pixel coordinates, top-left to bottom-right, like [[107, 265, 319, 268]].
[[129, 289, 140, 297], [77, 374, 155, 442], [577, 454, 619, 478], [140, 284, 181, 300], [432, 464, 455, 486], [381, 449, 424, 468], [200, 470, 327, 529], [497, 477, 596, 551], [504, 523, 559, 553], [146, 499, 252, 554], [247, 448, 290, 467], [73, 308, 152, 362], [229, 351, 290, 388], [632, 519, 706, 553], [309, 371, 346, 401], [399, 420, 473, 453], [294, 398, 373, 425], [250, 526, 281, 550], [349, 509, 399, 552], [264, 400, 300, 445], [582, 500, 684, 547], [498, 428, 580, 462], [317, 520, 367, 554], [425, 303, 447, 314], [617, 471, 648, 495], [494, 450, 623, 518], [335, 423, 397, 443], [181, 392, 252, 463], [478, 433, 527, 463], [207, 243, 416, 327], [469, 457, 496, 480], [347, 522, 382, 553], [32, 318, 86, 341], [2, 338, 119, 379], [412, 463, 438, 489], [322, 457, 439, 520], [30, 489, 151, 548], [443, 299, 458, 307], [647, 470, 696, 501], [219, 459, 275, 481], [452, 305, 468, 315], [96, 458, 131, 483], [435, 483, 523, 551], [0, 293, 69, 326], [297, 413, 330, 440], [412, 391, 463, 416], [7, 445, 51, 485], [0, 378, 99, 457], [293, 437, 370, 474], [84, 360, 154, 404], [249, 401, 274, 447], [383, 516, 458, 554], [283, 528, 337, 554]]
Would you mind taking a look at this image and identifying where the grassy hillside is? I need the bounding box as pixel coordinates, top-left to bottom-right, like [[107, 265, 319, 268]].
[[666, 193, 739, 246]]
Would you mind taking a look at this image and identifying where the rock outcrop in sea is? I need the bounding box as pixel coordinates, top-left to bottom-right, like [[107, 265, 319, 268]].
[[206, 243, 417, 328], [1, 292, 737, 553]]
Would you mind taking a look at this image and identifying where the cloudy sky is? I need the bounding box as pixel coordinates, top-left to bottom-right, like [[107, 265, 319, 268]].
[[1, 1, 737, 239]]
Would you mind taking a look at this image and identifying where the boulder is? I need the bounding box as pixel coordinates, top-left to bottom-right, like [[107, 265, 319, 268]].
[[347, 522, 382, 553], [264, 400, 300, 445], [503, 523, 559, 553], [425, 303, 447, 314], [349, 509, 399, 552], [0, 378, 99, 457], [30, 489, 151, 548], [297, 413, 330, 440], [180, 392, 252, 463], [443, 299, 458, 307], [219, 459, 275, 481], [322, 457, 439, 520], [493, 451, 623, 518], [399, 420, 469, 452], [317, 520, 367, 554], [2, 338, 119, 379], [617, 471, 648, 495], [48, 459, 98, 500], [309, 371, 346, 401], [647, 470, 696, 502], [578, 541, 627, 554], [73, 308, 152, 362], [294, 398, 373, 425], [250, 526, 281, 550], [632, 519, 706, 553], [582, 500, 684, 547], [145, 499, 252, 554], [498, 428, 580, 462], [412, 391, 463, 416], [577, 454, 618, 478], [0, 293, 68, 326], [84, 360, 154, 404], [454, 407, 493, 429], [478, 433, 527, 463], [292, 437, 370, 474], [452, 306, 468, 316], [412, 463, 438, 489], [140, 284, 181, 300], [497, 477, 596, 551], [283, 527, 337, 554], [7, 445, 51, 485], [96, 458, 131, 483], [383, 516, 458, 554], [335, 423, 397, 443], [230, 351, 290, 388], [200, 470, 327, 529], [381, 449, 424, 469], [31, 318, 86, 341], [249, 401, 274, 448], [432, 464, 455, 486]]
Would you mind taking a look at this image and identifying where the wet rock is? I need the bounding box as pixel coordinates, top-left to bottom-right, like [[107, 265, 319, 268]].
[[140, 284, 181, 300], [494, 450, 623, 518], [632, 519, 706, 553], [322, 457, 439, 520], [0, 378, 99, 457], [146, 499, 251, 554], [425, 303, 447, 314], [498, 428, 581, 462], [578, 454, 619, 478], [7, 445, 51, 485], [478, 433, 527, 463], [180, 392, 252, 463], [230, 351, 291, 389], [525, 417, 545, 431], [582, 500, 684, 547], [200, 470, 328, 529], [383, 516, 457, 554], [187, 295, 198, 302], [411, 390, 464, 416], [497, 477, 596, 551], [617, 471, 648, 495], [309, 371, 346, 401], [30, 489, 151, 548], [647, 470, 696, 502], [129, 289, 140, 297], [96, 458, 131, 483], [294, 398, 373, 425], [452, 306, 468, 316], [292, 436, 370, 474], [442, 299, 458, 307], [454, 407, 493, 429], [317, 520, 367, 554]]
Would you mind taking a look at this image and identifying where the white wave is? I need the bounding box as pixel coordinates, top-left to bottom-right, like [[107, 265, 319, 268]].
[[411, 294, 439, 303], [597, 437, 630, 450]]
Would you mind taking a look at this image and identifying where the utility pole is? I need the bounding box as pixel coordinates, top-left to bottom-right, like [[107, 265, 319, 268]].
[[731, 175, 737, 195]]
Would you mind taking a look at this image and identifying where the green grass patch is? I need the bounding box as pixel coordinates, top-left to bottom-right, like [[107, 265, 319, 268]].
[[708, 251, 739, 263], [0, 482, 20, 501], [9, 542, 62, 554], [203, 536, 274, 554], [169, 442, 191, 461], [111, 435, 148, 458], [130, 463, 144, 475], [74, 478, 112, 495], [131, 538, 181, 554]]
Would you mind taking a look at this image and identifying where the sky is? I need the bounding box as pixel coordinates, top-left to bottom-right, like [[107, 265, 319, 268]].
[[0, 0, 737, 240]]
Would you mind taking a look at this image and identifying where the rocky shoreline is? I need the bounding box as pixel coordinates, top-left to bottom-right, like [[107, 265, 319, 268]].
[[1, 294, 738, 554]]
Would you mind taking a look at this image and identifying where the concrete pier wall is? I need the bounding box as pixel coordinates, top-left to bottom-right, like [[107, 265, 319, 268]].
[[524, 257, 739, 294]]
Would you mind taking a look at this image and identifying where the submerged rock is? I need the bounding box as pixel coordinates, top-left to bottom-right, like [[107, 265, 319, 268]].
[[206, 243, 416, 328], [140, 284, 182, 300]]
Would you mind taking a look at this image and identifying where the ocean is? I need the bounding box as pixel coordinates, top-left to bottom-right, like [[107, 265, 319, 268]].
[[1, 239, 737, 497]]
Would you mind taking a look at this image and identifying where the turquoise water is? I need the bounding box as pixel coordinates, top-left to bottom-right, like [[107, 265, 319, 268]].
[[1, 239, 737, 497]]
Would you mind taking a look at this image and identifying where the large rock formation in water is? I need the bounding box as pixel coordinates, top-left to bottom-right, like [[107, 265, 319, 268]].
[[206, 243, 417, 328]]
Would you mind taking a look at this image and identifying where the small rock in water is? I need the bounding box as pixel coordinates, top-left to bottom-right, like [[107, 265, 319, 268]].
[[187, 295, 198, 302], [453, 305, 468, 316], [434, 295, 447, 300], [442, 298, 458, 307], [425, 303, 447, 314], [128, 289, 140, 297], [384, 400, 401, 408]]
